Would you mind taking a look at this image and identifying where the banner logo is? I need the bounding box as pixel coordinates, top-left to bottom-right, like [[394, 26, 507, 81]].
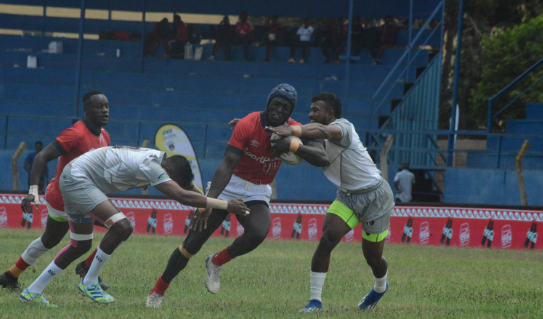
[[126, 212, 136, 228], [419, 221, 430, 245], [272, 217, 282, 239], [402, 217, 413, 243], [481, 220, 494, 248], [308, 218, 318, 240], [41, 208, 48, 229], [525, 222, 537, 250], [501, 224, 512, 248], [155, 124, 204, 193], [440, 218, 453, 246], [344, 229, 354, 242], [164, 213, 173, 235], [0, 207, 7, 228], [147, 210, 157, 234], [291, 213, 302, 240], [237, 223, 244, 236], [460, 223, 470, 246], [220, 215, 231, 238]]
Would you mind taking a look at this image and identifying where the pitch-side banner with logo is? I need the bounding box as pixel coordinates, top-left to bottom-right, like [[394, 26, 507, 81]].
[[154, 124, 203, 192], [0, 194, 541, 250]]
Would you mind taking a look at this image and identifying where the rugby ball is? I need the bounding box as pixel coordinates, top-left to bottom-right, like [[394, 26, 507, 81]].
[[270, 133, 303, 165]]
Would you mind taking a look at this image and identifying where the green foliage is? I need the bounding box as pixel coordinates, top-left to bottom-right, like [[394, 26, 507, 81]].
[[1, 229, 543, 318], [470, 14, 543, 130]]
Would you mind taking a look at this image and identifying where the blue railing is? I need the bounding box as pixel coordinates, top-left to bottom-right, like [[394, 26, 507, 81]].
[[487, 57, 543, 133], [371, 0, 444, 115], [362, 129, 543, 170]]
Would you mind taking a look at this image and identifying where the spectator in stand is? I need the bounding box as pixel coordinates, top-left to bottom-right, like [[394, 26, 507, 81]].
[[261, 14, 282, 63], [288, 17, 314, 64], [394, 163, 415, 203], [24, 141, 48, 191], [350, 16, 365, 62], [235, 11, 255, 62], [208, 16, 234, 61], [144, 18, 175, 58], [170, 15, 189, 59], [373, 14, 407, 64], [320, 17, 346, 64]]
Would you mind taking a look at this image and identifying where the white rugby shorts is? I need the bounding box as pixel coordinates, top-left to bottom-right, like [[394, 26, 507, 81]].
[[206, 174, 272, 204]]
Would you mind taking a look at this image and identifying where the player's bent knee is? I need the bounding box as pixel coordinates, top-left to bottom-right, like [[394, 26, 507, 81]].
[[320, 230, 344, 246], [110, 219, 133, 239], [68, 233, 93, 256]]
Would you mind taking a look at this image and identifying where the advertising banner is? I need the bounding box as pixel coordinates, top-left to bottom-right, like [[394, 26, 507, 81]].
[[0, 194, 540, 250], [154, 124, 204, 192]]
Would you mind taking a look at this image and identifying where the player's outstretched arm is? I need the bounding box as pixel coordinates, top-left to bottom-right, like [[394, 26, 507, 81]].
[[21, 143, 63, 213], [265, 123, 342, 141], [154, 180, 248, 215], [271, 138, 329, 167]]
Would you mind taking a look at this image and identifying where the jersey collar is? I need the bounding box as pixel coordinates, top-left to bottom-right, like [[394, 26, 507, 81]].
[[82, 118, 102, 137]]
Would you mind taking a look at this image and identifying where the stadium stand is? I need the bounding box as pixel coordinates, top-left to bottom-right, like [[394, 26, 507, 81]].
[[0, 1, 441, 200]]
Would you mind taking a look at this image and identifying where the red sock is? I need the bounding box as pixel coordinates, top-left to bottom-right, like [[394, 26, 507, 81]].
[[150, 275, 170, 296], [212, 248, 232, 266], [8, 257, 30, 278], [84, 248, 98, 268]]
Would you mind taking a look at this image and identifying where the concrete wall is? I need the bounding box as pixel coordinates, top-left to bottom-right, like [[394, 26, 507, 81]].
[[444, 167, 543, 206]]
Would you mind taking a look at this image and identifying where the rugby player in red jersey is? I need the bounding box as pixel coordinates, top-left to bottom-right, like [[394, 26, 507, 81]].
[[0, 91, 111, 291], [147, 84, 329, 307]]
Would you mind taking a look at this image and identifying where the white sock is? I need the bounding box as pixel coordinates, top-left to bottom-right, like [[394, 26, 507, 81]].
[[27, 261, 63, 294], [21, 238, 49, 265], [310, 271, 327, 302], [373, 271, 388, 293], [83, 247, 111, 285]]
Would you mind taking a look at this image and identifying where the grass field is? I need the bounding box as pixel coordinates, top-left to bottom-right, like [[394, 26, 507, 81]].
[[1, 229, 542, 318]]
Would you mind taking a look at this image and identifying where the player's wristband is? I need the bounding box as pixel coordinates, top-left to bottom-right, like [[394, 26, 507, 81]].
[[206, 198, 228, 210], [289, 140, 300, 152], [292, 125, 302, 137], [29, 185, 39, 204]]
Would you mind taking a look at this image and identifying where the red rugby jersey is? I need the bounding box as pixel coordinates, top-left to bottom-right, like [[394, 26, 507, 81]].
[[45, 120, 110, 211], [228, 112, 300, 185]]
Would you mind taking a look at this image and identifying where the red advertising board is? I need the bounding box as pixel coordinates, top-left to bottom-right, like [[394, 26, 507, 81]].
[[0, 194, 540, 250]]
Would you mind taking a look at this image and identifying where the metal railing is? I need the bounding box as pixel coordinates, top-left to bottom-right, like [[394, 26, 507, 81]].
[[487, 57, 543, 133], [371, 0, 444, 115], [362, 129, 543, 170]]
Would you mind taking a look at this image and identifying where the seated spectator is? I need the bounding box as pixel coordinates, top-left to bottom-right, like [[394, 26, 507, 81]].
[[350, 16, 364, 61], [320, 17, 346, 64], [235, 11, 255, 62], [208, 16, 234, 61], [261, 14, 282, 63], [144, 18, 175, 57], [288, 17, 314, 64], [170, 15, 189, 59], [373, 14, 407, 64]]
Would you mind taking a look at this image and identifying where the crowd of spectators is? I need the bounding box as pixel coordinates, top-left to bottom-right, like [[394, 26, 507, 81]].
[[142, 12, 408, 64]]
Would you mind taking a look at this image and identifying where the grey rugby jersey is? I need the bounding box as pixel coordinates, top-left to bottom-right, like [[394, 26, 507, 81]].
[[322, 118, 382, 192], [64, 146, 171, 194]]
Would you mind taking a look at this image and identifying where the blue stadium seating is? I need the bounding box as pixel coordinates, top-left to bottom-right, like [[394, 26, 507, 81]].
[[526, 102, 543, 119]]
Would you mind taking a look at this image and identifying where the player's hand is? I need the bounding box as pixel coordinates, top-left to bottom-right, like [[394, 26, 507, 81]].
[[190, 208, 212, 232], [228, 118, 241, 128], [21, 194, 38, 213], [270, 137, 291, 157], [226, 198, 250, 216], [264, 125, 293, 137]]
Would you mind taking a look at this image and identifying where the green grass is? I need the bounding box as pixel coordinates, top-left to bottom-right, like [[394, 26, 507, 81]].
[[1, 229, 542, 318]]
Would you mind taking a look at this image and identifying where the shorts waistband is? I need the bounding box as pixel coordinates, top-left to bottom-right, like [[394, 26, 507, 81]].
[[340, 178, 384, 195]]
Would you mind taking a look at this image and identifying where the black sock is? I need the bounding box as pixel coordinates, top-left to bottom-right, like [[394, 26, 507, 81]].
[[161, 248, 189, 284]]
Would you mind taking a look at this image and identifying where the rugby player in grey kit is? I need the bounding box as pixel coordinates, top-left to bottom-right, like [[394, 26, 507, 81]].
[[20, 146, 248, 307], [267, 92, 395, 312]]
